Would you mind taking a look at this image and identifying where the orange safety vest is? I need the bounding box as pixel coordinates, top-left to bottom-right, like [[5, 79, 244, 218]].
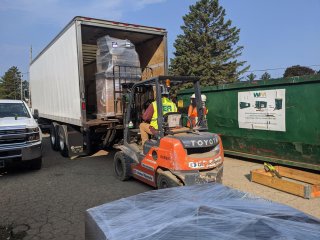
[[187, 105, 207, 127]]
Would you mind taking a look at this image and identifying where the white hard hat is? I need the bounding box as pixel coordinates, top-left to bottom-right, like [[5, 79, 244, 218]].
[[190, 94, 195, 99], [201, 94, 207, 102]]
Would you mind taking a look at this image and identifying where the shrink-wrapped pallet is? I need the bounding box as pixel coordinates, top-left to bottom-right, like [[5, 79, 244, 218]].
[[86, 184, 320, 240], [95, 73, 118, 118], [96, 35, 141, 77], [96, 36, 141, 118]]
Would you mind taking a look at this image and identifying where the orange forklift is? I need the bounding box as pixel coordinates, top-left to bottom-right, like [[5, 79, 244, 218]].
[[113, 76, 224, 188]]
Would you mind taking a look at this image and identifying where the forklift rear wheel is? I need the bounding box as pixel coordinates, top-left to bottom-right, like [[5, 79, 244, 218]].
[[114, 151, 131, 181], [157, 173, 180, 189]]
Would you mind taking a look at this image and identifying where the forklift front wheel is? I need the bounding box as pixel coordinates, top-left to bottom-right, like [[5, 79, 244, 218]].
[[157, 173, 180, 189], [114, 151, 131, 181]]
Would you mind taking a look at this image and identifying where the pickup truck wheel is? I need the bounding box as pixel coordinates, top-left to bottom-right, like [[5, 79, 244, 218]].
[[114, 151, 132, 181], [50, 123, 59, 151], [58, 126, 69, 158], [29, 157, 42, 170]]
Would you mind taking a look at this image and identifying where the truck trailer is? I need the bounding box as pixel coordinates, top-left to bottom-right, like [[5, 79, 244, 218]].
[[30, 16, 167, 157]]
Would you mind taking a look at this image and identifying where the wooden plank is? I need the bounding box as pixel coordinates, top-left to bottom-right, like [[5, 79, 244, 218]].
[[276, 166, 320, 185], [85, 119, 119, 127], [82, 44, 97, 50], [251, 169, 306, 198], [82, 44, 98, 65]]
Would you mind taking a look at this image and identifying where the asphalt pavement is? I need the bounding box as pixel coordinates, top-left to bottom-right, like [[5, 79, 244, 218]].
[[0, 136, 319, 240], [0, 136, 151, 240]]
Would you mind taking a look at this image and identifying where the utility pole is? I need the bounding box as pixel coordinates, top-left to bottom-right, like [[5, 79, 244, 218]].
[[21, 74, 23, 100], [30, 45, 32, 62], [29, 45, 33, 106], [14, 72, 17, 100]]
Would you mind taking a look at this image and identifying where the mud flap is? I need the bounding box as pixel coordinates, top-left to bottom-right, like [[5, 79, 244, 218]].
[[67, 129, 85, 157]]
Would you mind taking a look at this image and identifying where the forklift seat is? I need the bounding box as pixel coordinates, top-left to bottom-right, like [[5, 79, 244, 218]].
[[142, 113, 182, 154]]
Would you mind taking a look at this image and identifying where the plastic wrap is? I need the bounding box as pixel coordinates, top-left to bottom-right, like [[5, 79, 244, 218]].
[[96, 35, 141, 77], [95, 73, 116, 117], [85, 184, 320, 240], [96, 36, 141, 117]]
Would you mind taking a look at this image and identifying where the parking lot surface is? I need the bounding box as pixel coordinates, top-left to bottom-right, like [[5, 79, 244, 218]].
[[1, 137, 319, 239], [223, 157, 320, 219], [0, 137, 151, 240]]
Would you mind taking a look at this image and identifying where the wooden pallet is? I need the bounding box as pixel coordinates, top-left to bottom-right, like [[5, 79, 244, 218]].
[[250, 166, 320, 199]]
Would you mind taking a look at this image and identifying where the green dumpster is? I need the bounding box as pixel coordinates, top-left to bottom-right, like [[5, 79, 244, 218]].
[[179, 75, 320, 171]]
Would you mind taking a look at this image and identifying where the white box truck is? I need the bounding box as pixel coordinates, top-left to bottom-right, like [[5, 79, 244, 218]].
[[30, 16, 167, 157]]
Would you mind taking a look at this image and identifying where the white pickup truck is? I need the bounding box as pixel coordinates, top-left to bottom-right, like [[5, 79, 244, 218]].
[[0, 99, 42, 170]]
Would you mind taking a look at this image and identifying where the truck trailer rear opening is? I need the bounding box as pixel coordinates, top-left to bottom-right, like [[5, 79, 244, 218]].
[[30, 16, 167, 157]]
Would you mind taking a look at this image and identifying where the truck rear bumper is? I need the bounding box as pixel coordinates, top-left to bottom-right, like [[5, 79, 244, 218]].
[[0, 141, 42, 164], [173, 164, 224, 186]]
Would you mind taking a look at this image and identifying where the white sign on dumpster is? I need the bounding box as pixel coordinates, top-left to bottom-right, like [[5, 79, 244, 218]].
[[238, 89, 286, 131]]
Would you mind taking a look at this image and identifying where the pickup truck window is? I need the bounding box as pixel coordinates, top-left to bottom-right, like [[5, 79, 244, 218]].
[[0, 103, 30, 118]]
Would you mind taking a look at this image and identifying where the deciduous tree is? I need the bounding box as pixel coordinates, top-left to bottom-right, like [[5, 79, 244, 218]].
[[283, 65, 315, 78], [261, 72, 271, 80]]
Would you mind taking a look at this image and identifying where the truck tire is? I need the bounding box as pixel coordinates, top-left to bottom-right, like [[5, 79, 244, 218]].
[[29, 157, 42, 170], [114, 151, 132, 181], [58, 125, 69, 158], [50, 123, 59, 151], [157, 173, 180, 189]]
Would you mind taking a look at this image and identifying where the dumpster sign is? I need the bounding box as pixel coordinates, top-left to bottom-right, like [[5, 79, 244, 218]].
[[238, 89, 286, 131]]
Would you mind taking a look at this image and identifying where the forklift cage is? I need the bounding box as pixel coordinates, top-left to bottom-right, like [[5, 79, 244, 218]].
[[124, 75, 207, 145]]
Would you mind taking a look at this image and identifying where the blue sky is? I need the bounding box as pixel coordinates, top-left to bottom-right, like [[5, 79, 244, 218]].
[[0, 0, 319, 80]]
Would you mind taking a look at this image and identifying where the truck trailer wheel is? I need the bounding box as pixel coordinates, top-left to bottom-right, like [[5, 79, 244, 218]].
[[50, 123, 59, 151], [114, 151, 131, 181], [157, 173, 180, 189], [58, 125, 69, 158]]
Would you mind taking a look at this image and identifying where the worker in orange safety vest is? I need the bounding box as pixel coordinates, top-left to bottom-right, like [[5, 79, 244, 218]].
[[187, 94, 208, 127]]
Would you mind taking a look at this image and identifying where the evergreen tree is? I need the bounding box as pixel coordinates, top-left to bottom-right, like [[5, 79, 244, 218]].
[[261, 72, 271, 80], [170, 0, 249, 85], [246, 73, 256, 82], [22, 80, 29, 100], [0, 78, 4, 98], [0, 66, 22, 99]]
